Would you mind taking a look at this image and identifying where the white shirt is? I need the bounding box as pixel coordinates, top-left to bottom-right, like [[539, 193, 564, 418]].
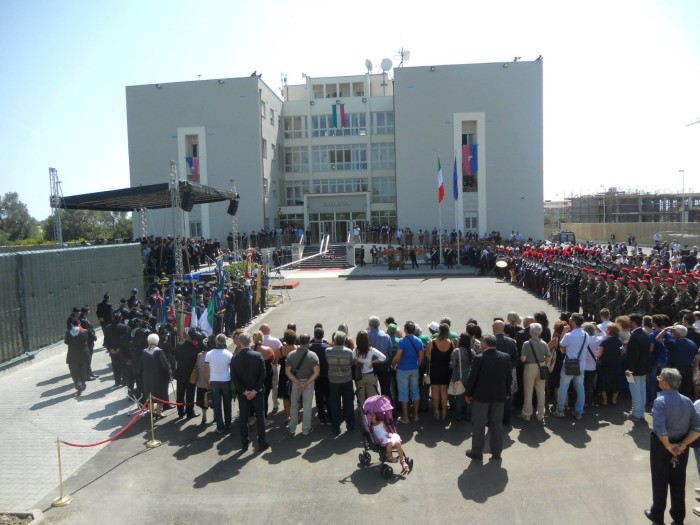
[[560, 328, 589, 373], [205, 348, 233, 382], [263, 334, 282, 352], [352, 347, 386, 374]]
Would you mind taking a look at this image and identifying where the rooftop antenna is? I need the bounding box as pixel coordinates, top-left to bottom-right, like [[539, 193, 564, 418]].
[[197, 74, 202, 80], [397, 48, 410, 68], [49, 167, 64, 245], [365, 59, 373, 74], [279, 73, 287, 98]]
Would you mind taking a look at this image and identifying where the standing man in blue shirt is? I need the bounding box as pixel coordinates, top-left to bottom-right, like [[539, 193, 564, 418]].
[[645, 368, 700, 525], [553, 313, 589, 420], [367, 316, 392, 399]]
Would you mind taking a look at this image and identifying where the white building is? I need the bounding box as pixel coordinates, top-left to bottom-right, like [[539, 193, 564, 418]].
[[125, 61, 543, 243]]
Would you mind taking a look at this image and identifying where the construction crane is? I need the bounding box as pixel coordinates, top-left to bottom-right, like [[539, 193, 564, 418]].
[[49, 167, 64, 245]]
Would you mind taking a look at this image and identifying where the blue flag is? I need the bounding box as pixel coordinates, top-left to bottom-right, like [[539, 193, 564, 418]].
[[453, 154, 459, 200]]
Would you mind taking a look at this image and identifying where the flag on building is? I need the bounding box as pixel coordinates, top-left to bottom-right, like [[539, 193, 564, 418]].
[[437, 157, 445, 203], [198, 298, 215, 336], [453, 154, 459, 201], [332, 103, 345, 128], [463, 144, 478, 175], [185, 156, 200, 182]]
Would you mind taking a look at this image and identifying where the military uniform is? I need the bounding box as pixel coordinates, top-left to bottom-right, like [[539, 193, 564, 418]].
[[621, 282, 638, 313], [658, 280, 678, 320], [674, 284, 694, 314], [634, 282, 653, 316]]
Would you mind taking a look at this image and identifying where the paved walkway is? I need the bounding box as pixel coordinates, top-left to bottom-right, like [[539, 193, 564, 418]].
[[2, 266, 700, 524]]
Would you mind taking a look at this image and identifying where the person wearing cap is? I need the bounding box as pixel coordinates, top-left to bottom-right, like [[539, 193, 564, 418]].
[[128, 288, 141, 310], [115, 298, 130, 319], [685, 273, 699, 304], [66, 307, 81, 330], [651, 277, 664, 315], [64, 318, 90, 396], [635, 280, 653, 316], [605, 274, 617, 318], [96, 293, 113, 330], [622, 280, 639, 313], [79, 306, 99, 380], [675, 282, 694, 314], [594, 274, 608, 318], [659, 278, 678, 321], [103, 312, 128, 387], [142, 333, 171, 419]]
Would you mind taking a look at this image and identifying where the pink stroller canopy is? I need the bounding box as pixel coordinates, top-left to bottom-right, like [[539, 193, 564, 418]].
[[363, 395, 393, 414]]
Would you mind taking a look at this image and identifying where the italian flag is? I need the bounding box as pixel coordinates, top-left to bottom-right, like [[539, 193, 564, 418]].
[[332, 103, 345, 128], [198, 298, 215, 336], [437, 157, 445, 203]]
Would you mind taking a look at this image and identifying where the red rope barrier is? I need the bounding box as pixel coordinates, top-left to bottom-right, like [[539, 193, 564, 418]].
[[151, 396, 195, 406], [62, 401, 149, 448]]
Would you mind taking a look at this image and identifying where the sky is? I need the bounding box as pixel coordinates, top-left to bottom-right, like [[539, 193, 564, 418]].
[[2, 0, 699, 220]]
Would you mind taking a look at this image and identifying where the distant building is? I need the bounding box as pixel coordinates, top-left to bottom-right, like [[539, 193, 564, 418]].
[[569, 190, 700, 224], [125, 61, 544, 243]]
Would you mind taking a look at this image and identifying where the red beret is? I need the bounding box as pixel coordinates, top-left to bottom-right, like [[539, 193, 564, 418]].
[[641, 279, 650, 285], [661, 268, 669, 273], [686, 273, 695, 279], [630, 269, 638, 274], [628, 280, 637, 285], [679, 281, 687, 286], [621, 267, 629, 272], [666, 278, 675, 283], [653, 276, 661, 281], [644, 273, 652, 279], [616, 277, 624, 282]]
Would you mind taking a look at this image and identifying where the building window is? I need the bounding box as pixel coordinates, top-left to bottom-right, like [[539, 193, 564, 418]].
[[189, 221, 202, 238], [465, 217, 478, 230], [284, 146, 309, 173], [371, 143, 395, 169], [263, 178, 268, 197], [311, 178, 367, 194], [260, 100, 266, 118], [262, 138, 268, 158], [284, 180, 309, 205], [271, 143, 276, 159], [462, 133, 474, 146], [371, 210, 397, 227], [270, 108, 275, 125], [312, 144, 368, 171], [371, 177, 395, 203], [312, 113, 366, 137], [284, 116, 307, 139], [371, 111, 394, 135]]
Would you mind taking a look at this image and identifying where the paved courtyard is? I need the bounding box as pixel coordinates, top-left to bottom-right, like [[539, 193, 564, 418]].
[[2, 268, 699, 524]]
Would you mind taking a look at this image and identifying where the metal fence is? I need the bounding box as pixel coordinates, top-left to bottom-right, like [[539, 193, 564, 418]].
[[0, 244, 142, 364]]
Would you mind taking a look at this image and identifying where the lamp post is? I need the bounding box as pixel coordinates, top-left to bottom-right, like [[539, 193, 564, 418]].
[[679, 170, 685, 240], [599, 185, 606, 243]]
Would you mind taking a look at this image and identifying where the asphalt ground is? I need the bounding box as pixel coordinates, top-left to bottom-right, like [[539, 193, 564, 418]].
[[3, 266, 699, 524]]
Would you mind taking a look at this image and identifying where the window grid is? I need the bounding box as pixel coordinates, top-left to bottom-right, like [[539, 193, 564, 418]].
[[371, 111, 394, 135], [312, 144, 368, 171], [371, 143, 395, 169], [284, 146, 309, 173], [312, 113, 367, 137]]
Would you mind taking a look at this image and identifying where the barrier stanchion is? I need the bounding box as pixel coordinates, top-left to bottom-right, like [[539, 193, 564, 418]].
[[145, 394, 162, 449], [51, 437, 72, 507]]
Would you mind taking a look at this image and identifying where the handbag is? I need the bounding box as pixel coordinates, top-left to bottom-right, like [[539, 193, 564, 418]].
[[352, 361, 363, 381], [528, 341, 549, 381], [447, 347, 466, 396], [564, 338, 587, 376], [189, 364, 199, 385], [423, 356, 431, 386], [286, 349, 309, 397]]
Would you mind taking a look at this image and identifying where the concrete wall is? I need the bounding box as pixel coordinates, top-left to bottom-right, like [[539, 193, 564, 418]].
[[394, 61, 544, 240], [0, 244, 142, 364], [126, 77, 283, 242]]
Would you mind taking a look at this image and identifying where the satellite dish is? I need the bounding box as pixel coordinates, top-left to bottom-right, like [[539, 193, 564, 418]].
[[380, 58, 393, 72], [365, 59, 373, 73]]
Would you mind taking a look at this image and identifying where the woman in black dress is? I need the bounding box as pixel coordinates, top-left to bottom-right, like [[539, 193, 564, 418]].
[[596, 323, 625, 405], [277, 330, 297, 423], [547, 320, 568, 405], [427, 323, 455, 420], [142, 333, 171, 419]]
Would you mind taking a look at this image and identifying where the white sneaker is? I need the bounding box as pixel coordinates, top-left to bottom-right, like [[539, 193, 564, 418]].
[[694, 506, 700, 517]]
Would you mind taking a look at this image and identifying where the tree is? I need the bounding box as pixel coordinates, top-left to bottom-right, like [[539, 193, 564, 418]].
[[40, 210, 133, 242], [0, 192, 38, 242]]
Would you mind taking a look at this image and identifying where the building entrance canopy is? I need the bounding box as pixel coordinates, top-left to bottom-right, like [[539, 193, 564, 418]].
[[58, 180, 237, 212]]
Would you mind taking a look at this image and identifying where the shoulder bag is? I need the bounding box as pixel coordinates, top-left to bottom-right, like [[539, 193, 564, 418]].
[[352, 356, 364, 381], [564, 337, 587, 376], [286, 349, 309, 397], [447, 347, 466, 396], [407, 336, 429, 385], [528, 341, 549, 381]]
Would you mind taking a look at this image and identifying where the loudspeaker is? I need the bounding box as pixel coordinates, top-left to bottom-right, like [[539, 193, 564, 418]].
[[226, 198, 239, 216], [181, 192, 195, 212]]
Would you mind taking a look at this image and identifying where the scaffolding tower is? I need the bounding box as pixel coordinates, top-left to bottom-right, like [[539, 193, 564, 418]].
[[169, 161, 185, 278], [49, 167, 63, 245]]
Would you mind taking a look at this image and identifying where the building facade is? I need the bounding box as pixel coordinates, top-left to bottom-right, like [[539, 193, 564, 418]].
[[125, 61, 543, 243]]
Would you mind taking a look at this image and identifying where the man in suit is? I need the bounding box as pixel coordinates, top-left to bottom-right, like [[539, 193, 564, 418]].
[[626, 313, 653, 422], [493, 319, 518, 425], [231, 332, 269, 452], [464, 333, 512, 461]]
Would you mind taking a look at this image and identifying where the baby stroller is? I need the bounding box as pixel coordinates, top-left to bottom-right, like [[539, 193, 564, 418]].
[[359, 395, 414, 478]]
